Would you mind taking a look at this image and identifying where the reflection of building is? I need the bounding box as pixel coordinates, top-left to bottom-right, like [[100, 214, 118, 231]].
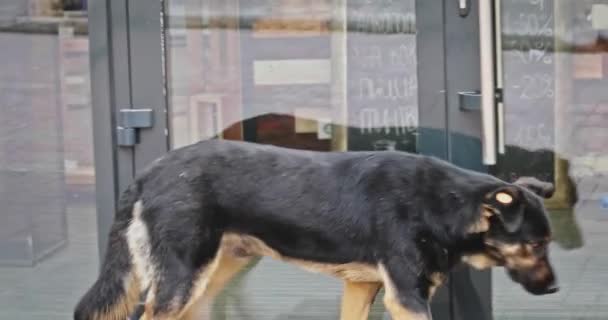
[[28, 0, 87, 16], [0, 1, 91, 266], [167, 0, 420, 153], [58, 25, 94, 187]]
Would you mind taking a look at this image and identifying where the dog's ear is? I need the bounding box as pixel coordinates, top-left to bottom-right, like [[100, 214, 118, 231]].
[[483, 186, 524, 233], [514, 176, 555, 199]]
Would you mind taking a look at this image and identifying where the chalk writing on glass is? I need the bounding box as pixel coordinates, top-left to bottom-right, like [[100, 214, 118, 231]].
[[511, 123, 552, 149], [358, 76, 418, 101], [352, 43, 416, 69], [359, 107, 417, 135], [350, 11, 415, 34], [529, 0, 545, 11], [516, 73, 554, 100]]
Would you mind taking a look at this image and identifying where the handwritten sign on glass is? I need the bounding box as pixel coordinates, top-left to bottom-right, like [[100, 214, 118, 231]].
[[497, 0, 555, 184], [346, 0, 418, 152]]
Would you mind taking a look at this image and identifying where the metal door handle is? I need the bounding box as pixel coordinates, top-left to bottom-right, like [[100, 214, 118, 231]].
[[479, 0, 497, 165], [459, 0, 471, 17], [495, 0, 506, 154]]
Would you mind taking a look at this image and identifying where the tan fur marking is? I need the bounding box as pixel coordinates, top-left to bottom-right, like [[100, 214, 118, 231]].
[[496, 192, 513, 204], [181, 250, 254, 319], [500, 243, 521, 255], [498, 244, 537, 268], [126, 201, 156, 291], [468, 206, 498, 234], [341, 281, 382, 320], [140, 285, 155, 320], [91, 273, 141, 320], [175, 250, 222, 319], [478, 242, 539, 270], [379, 264, 429, 320], [462, 253, 499, 270], [221, 233, 382, 282], [139, 232, 383, 319], [428, 272, 445, 300], [141, 251, 222, 320], [468, 215, 490, 233], [506, 255, 537, 269]]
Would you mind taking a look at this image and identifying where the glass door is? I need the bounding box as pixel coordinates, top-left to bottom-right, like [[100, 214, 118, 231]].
[[160, 0, 453, 319], [491, 1, 608, 319]]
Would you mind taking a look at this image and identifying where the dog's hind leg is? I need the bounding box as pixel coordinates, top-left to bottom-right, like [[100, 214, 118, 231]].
[[142, 251, 221, 320], [180, 248, 255, 320], [340, 281, 382, 320]]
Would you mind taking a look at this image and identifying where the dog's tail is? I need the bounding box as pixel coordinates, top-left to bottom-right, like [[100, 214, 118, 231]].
[[74, 184, 142, 320]]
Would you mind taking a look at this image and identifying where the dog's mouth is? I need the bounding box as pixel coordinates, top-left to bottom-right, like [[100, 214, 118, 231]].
[[484, 240, 560, 296], [507, 266, 560, 296]]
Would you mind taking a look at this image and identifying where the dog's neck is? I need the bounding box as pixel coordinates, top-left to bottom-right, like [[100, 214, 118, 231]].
[[416, 233, 451, 273]]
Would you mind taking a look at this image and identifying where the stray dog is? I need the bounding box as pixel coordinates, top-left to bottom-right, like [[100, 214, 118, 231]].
[[74, 139, 558, 320]]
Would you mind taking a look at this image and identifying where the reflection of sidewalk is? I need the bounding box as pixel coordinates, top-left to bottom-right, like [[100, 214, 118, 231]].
[[65, 166, 94, 186], [0, 203, 99, 320]]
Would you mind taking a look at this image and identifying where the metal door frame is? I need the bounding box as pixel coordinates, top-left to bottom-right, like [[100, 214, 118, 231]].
[[88, 0, 168, 258]]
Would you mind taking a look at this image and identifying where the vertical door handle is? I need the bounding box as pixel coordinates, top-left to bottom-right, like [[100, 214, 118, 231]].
[[479, 0, 497, 165], [459, 0, 471, 17], [495, 0, 506, 154]]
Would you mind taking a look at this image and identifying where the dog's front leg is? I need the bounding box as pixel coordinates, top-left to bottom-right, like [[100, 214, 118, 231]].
[[340, 281, 382, 320], [378, 263, 431, 320]]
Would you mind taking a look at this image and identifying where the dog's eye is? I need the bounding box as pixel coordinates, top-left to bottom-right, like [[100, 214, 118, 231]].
[[529, 241, 544, 249]]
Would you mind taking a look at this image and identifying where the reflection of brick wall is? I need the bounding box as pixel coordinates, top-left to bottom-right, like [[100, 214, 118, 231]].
[[0, 32, 68, 265], [567, 33, 608, 198], [28, 0, 61, 17], [169, 0, 244, 148], [570, 38, 608, 159], [58, 28, 94, 172]]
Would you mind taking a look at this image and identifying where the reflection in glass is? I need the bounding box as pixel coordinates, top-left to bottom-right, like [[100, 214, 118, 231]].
[[494, 0, 608, 319], [0, 1, 97, 319], [163, 0, 417, 318]]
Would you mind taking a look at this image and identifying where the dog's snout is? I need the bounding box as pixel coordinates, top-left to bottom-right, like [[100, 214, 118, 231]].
[[532, 281, 559, 295], [526, 281, 559, 296], [545, 283, 559, 294]]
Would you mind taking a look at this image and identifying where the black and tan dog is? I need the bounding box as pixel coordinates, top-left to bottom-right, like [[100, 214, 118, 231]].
[[74, 139, 558, 320]]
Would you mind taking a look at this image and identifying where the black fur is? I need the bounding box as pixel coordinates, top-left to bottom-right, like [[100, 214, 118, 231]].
[[75, 139, 557, 319]]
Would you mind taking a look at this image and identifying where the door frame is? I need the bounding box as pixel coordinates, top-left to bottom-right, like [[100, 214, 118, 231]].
[[89, 0, 169, 257], [88, 0, 492, 319]]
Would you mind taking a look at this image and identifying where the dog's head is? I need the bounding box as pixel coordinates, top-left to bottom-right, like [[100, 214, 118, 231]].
[[464, 177, 558, 295]]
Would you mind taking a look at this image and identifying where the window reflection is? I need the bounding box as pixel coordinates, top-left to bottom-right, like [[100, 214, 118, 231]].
[[165, 0, 417, 153], [0, 1, 97, 319], [494, 1, 608, 318], [164, 0, 417, 318]]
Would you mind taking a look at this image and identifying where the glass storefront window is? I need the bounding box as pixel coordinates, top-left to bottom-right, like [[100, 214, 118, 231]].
[[0, 1, 97, 319], [164, 0, 418, 153], [493, 1, 608, 319], [163, 0, 418, 318]]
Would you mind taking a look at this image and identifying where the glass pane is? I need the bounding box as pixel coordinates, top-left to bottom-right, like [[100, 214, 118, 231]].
[[495, 0, 608, 319], [0, 1, 98, 319], [163, 0, 418, 318]]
